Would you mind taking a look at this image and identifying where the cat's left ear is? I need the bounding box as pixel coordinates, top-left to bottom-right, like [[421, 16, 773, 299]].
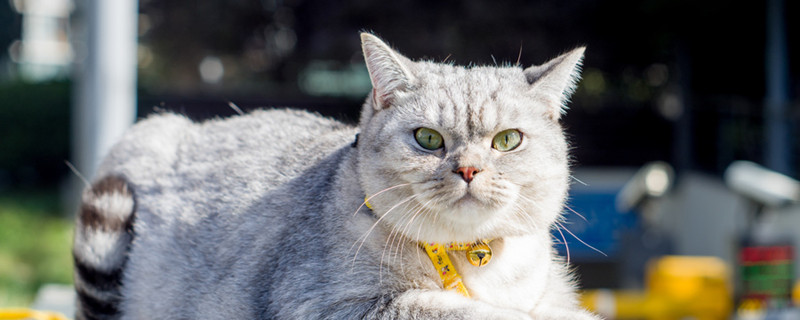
[[361, 33, 416, 110], [523, 47, 585, 120]]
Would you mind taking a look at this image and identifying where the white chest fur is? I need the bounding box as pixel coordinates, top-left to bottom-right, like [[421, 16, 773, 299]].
[[441, 235, 552, 312]]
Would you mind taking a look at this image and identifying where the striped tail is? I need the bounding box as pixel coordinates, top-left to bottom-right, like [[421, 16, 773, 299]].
[[73, 176, 136, 320]]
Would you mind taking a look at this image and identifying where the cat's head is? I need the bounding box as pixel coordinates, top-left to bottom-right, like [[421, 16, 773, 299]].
[[356, 33, 583, 243]]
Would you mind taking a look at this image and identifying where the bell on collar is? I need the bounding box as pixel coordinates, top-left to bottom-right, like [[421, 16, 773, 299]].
[[466, 242, 492, 267]]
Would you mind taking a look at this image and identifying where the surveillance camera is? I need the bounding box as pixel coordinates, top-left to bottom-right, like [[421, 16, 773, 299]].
[[724, 161, 800, 207], [616, 161, 675, 213]]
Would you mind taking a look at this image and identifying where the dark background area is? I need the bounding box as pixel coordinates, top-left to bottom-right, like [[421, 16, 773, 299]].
[[133, 0, 798, 176], [1, 0, 798, 197]]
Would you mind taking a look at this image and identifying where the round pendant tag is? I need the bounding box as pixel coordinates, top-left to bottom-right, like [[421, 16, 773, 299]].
[[466, 243, 492, 267]]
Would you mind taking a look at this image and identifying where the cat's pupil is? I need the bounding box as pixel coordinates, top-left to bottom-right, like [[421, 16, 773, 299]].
[[492, 129, 521, 151], [414, 127, 443, 150]]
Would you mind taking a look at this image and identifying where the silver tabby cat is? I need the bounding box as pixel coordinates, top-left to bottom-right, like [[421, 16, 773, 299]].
[[73, 33, 599, 319]]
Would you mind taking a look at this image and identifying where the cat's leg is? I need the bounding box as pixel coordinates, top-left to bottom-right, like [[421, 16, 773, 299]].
[[526, 268, 602, 320], [371, 289, 533, 320]]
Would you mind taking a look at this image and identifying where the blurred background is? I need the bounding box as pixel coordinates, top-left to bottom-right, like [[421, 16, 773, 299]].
[[0, 0, 798, 318]]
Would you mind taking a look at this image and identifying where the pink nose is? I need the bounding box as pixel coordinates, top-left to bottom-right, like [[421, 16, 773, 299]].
[[455, 167, 481, 183]]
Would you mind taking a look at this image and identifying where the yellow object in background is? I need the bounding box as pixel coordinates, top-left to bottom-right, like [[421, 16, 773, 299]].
[[794, 280, 800, 306], [0, 309, 69, 320], [581, 256, 732, 320]]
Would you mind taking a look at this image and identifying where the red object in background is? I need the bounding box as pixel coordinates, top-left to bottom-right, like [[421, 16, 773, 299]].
[[739, 245, 794, 304]]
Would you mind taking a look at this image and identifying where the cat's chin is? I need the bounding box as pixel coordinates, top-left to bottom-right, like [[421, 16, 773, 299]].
[[452, 193, 483, 208], [448, 187, 508, 212], [419, 203, 512, 241]]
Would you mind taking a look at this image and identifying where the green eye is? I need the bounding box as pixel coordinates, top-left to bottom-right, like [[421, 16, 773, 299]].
[[492, 129, 522, 151], [414, 128, 444, 150]]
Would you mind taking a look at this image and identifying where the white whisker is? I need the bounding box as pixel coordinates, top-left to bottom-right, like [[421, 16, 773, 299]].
[[570, 175, 588, 186], [65, 161, 91, 189], [554, 224, 570, 265], [564, 204, 588, 222], [412, 199, 436, 269], [556, 220, 607, 257], [516, 194, 546, 226], [511, 203, 540, 233], [394, 199, 432, 274], [380, 199, 418, 280], [227, 101, 245, 115], [350, 194, 416, 270], [352, 182, 413, 217]]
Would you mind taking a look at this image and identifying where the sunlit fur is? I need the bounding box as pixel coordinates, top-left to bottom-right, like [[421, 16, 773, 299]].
[[358, 63, 571, 244], [72, 33, 598, 319]]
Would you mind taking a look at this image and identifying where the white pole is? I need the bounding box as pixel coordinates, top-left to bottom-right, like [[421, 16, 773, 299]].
[[72, 0, 138, 181]]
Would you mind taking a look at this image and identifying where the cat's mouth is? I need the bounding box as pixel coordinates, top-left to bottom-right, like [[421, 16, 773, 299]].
[[454, 193, 480, 206], [414, 179, 503, 212], [452, 189, 493, 208]]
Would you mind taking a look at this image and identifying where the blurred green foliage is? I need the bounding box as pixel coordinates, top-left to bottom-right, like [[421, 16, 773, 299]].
[[0, 191, 73, 307], [0, 81, 71, 189]]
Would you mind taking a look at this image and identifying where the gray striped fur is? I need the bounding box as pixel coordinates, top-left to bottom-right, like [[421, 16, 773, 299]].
[[73, 176, 134, 320], [72, 33, 598, 319]]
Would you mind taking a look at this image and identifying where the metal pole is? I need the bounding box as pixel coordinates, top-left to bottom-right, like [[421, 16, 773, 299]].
[[73, 0, 138, 181], [764, 0, 791, 176]]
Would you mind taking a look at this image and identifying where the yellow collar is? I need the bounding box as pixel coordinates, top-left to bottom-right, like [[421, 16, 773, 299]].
[[364, 197, 493, 298], [420, 240, 493, 298]]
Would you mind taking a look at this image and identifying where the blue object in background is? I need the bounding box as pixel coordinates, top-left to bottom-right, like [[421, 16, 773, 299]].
[[553, 189, 638, 262]]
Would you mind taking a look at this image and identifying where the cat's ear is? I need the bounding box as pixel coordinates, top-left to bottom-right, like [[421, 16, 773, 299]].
[[361, 33, 416, 110], [523, 47, 585, 120]]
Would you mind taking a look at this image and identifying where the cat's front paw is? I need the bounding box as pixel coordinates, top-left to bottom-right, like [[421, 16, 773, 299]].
[[390, 289, 534, 320]]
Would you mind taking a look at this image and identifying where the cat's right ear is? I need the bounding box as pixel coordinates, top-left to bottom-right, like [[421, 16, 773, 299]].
[[523, 47, 585, 120], [361, 33, 416, 110]]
